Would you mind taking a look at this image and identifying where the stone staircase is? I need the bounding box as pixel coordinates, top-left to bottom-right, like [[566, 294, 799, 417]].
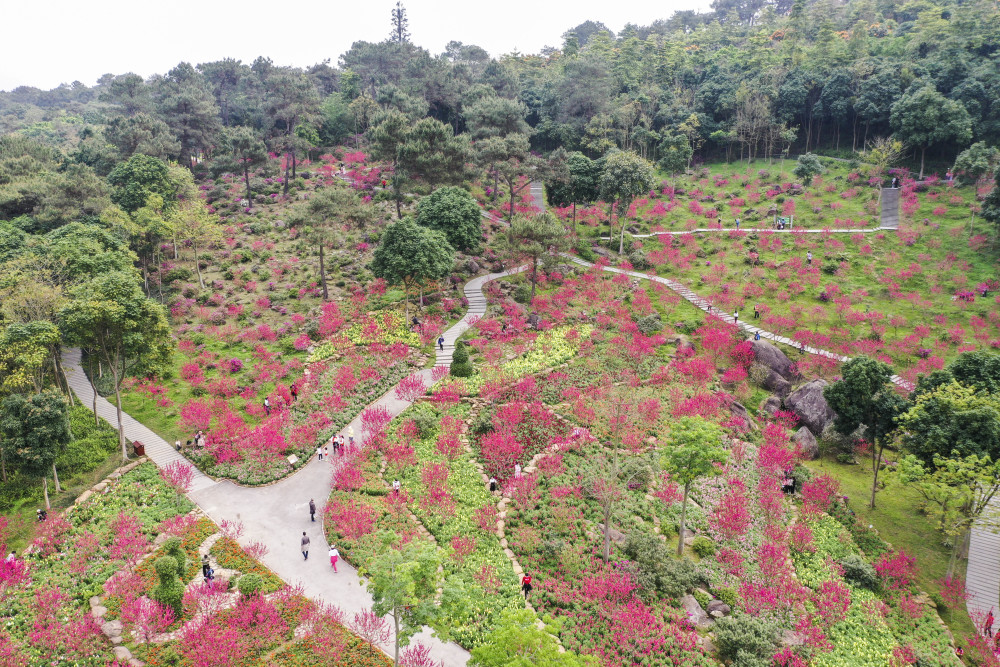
[[880, 187, 900, 229]]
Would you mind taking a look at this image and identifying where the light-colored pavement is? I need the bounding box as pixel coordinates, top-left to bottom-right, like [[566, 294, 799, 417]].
[[64, 265, 527, 666]]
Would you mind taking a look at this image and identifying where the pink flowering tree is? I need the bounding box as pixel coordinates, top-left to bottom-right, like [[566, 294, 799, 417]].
[[120, 595, 175, 643]]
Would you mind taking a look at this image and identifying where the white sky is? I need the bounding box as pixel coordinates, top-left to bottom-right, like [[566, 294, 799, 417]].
[[1, 0, 712, 91]]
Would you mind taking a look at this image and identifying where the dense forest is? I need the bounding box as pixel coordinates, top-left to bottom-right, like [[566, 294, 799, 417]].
[[3, 0, 999, 212]]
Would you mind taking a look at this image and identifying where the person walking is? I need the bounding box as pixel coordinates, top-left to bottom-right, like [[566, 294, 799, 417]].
[[329, 545, 340, 572], [301, 532, 310, 560], [985, 609, 995, 638], [806, 251, 813, 266], [264, 397, 271, 416], [323, 444, 330, 459], [438, 335, 445, 351], [489, 477, 497, 493], [332, 436, 340, 457], [316, 446, 323, 462], [735, 217, 741, 230], [202, 555, 211, 580], [309, 499, 316, 522], [290, 384, 298, 401], [392, 479, 401, 494], [348, 427, 355, 447], [514, 463, 522, 478], [733, 311, 739, 325], [521, 574, 533, 599]]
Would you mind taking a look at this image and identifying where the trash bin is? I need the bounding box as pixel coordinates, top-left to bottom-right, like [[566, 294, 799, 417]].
[[133, 441, 145, 457]]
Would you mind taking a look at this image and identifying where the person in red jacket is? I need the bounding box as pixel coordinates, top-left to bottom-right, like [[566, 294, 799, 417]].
[[521, 574, 533, 599]]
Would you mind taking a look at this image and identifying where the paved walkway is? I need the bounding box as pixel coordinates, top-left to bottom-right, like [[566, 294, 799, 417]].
[[63, 266, 527, 666], [61, 348, 217, 493], [527, 182, 992, 627]]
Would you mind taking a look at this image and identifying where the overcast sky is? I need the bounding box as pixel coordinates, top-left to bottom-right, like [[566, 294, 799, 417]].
[[1, 0, 713, 91]]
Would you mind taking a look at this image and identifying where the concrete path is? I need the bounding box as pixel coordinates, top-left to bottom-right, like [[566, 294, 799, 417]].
[[61, 348, 217, 493], [64, 265, 530, 666], [967, 519, 1000, 635]]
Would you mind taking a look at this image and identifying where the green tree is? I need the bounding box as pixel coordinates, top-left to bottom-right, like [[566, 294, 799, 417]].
[[415, 186, 483, 252], [898, 380, 1000, 465], [0, 321, 61, 395], [107, 154, 177, 214], [890, 85, 973, 179], [369, 109, 411, 219], [291, 186, 373, 301], [657, 132, 693, 177], [172, 204, 221, 289], [661, 416, 728, 556], [220, 126, 267, 208], [952, 141, 1000, 185], [897, 452, 1000, 577], [464, 96, 530, 139], [469, 608, 595, 667], [371, 218, 455, 320], [495, 213, 568, 302], [154, 62, 221, 169], [823, 356, 909, 509], [59, 271, 173, 462], [792, 152, 825, 186], [546, 152, 601, 230], [599, 151, 654, 254], [361, 541, 467, 667], [398, 117, 469, 190], [265, 69, 320, 194], [0, 390, 71, 509], [981, 167, 1000, 232]]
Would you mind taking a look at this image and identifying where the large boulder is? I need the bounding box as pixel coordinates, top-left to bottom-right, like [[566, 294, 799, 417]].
[[707, 600, 732, 618], [791, 425, 820, 460], [760, 395, 782, 417], [681, 595, 713, 628], [751, 338, 798, 381], [762, 371, 792, 398], [787, 379, 836, 436]]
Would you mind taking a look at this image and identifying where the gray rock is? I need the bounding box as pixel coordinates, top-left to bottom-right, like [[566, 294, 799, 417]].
[[791, 425, 820, 460], [787, 379, 836, 436], [113, 646, 132, 661], [102, 619, 123, 638], [762, 370, 792, 397], [761, 395, 782, 416], [465, 259, 480, 274], [91, 605, 108, 618], [680, 594, 713, 628], [592, 246, 612, 258], [595, 523, 628, 545], [751, 338, 798, 381], [707, 600, 732, 618]]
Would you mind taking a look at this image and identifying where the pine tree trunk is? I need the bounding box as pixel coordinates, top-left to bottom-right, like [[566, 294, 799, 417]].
[[113, 370, 129, 463], [43, 477, 50, 511], [244, 167, 253, 208], [393, 613, 400, 667], [89, 363, 99, 427], [54, 354, 73, 406], [677, 483, 689, 556], [52, 463, 61, 493], [194, 241, 205, 289], [919, 147, 926, 180], [319, 244, 328, 301], [602, 501, 612, 561]]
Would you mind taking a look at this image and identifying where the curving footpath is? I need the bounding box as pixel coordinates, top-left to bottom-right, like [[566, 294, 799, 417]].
[[526, 181, 991, 635], [62, 265, 525, 667]]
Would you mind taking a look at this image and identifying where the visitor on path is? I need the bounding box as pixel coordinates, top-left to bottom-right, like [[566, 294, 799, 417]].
[[521, 574, 533, 599], [329, 545, 340, 572], [36, 509, 46, 522], [348, 427, 355, 447], [514, 463, 522, 478], [264, 397, 271, 416], [392, 479, 401, 494], [332, 436, 340, 456], [5, 551, 15, 562], [891, 176, 900, 189], [753, 306, 760, 319], [301, 532, 310, 560], [985, 609, 995, 638], [323, 445, 329, 459], [754, 331, 761, 341], [317, 446, 323, 461], [202, 555, 211, 579], [946, 171, 953, 182], [489, 477, 497, 492], [735, 217, 741, 230], [290, 384, 298, 401], [309, 499, 316, 522], [438, 336, 445, 351], [806, 251, 813, 265], [733, 311, 739, 325]]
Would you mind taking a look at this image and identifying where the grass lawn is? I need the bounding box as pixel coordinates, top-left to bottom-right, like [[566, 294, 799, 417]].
[[806, 455, 975, 639]]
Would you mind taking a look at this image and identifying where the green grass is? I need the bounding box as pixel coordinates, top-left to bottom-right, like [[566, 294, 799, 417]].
[[806, 455, 975, 639]]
